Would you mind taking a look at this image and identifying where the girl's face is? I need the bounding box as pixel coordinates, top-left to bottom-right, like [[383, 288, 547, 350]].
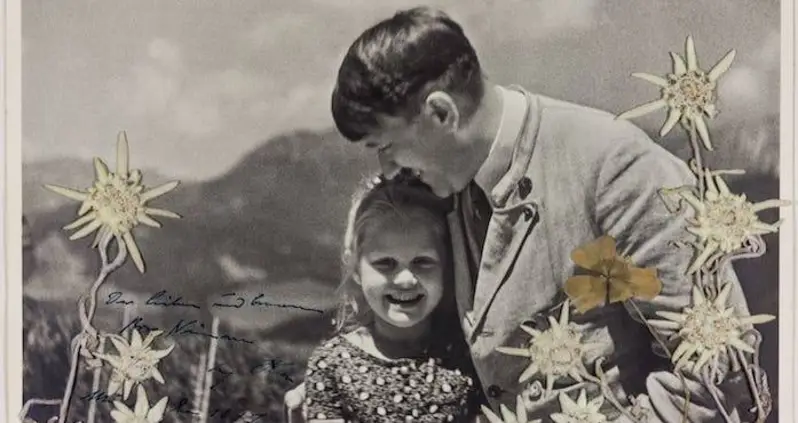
[[357, 211, 445, 330]]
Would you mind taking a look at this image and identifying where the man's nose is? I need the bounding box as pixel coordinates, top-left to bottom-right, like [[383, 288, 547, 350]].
[[393, 268, 418, 288], [378, 152, 401, 179]]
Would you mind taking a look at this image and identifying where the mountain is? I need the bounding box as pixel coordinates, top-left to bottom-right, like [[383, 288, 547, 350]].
[[23, 128, 378, 310]]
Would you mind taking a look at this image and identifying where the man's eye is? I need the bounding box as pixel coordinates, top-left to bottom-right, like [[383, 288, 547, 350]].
[[371, 258, 397, 271], [412, 257, 439, 269]]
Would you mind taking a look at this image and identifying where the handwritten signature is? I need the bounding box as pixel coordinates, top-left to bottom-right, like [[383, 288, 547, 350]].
[[120, 317, 254, 344], [106, 290, 323, 314]]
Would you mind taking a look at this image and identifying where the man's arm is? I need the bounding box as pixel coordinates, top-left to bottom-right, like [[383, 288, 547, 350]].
[[593, 135, 758, 422]]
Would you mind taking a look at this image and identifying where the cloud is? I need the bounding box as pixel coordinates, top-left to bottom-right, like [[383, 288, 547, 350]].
[[716, 30, 779, 121]]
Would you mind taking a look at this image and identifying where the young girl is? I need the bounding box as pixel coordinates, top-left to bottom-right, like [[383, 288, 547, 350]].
[[303, 174, 484, 423]]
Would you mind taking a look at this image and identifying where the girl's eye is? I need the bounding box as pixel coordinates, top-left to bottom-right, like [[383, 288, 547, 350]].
[[412, 257, 439, 269], [371, 258, 397, 271]]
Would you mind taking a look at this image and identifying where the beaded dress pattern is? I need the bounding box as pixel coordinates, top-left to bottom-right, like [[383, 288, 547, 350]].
[[304, 335, 481, 422]]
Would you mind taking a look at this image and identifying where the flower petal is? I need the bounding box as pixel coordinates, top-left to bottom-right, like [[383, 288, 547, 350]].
[[123, 380, 134, 400], [94, 158, 110, 183], [519, 363, 540, 383], [481, 405, 505, 423], [660, 108, 682, 137], [515, 395, 528, 423], [648, 319, 681, 330], [110, 410, 129, 423], [687, 241, 719, 274], [565, 275, 607, 313], [559, 392, 579, 413], [152, 343, 175, 359], [577, 389, 588, 407], [751, 199, 791, 212], [131, 330, 144, 349], [559, 300, 571, 325], [152, 367, 166, 384], [138, 213, 162, 228], [520, 324, 542, 337], [148, 397, 169, 422], [617, 99, 668, 120], [140, 181, 180, 202], [715, 283, 733, 306], [571, 235, 617, 269], [108, 335, 131, 355], [134, 385, 149, 416], [730, 337, 756, 354], [708, 49, 736, 82], [656, 311, 686, 323], [741, 314, 776, 325], [144, 207, 182, 219], [694, 116, 713, 150], [68, 218, 103, 240], [685, 36, 697, 71], [670, 52, 687, 75], [632, 72, 669, 87], [499, 404, 518, 423], [628, 267, 662, 300], [107, 378, 122, 396], [123, 232, 146, 273], [63, 212, 97, 230], [44, 184, 88, 201], [92, 226, 111, 248], [117, 131, 129, 177], [496, 347, 532, 357], [693, 350, 714, 372]]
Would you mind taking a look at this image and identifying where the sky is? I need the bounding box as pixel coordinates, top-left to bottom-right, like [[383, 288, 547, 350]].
[[22, 0, 780, 180]]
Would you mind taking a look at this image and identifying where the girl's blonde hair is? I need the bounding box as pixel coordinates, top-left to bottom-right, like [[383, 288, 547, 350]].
[[334, 173, 454, 334]]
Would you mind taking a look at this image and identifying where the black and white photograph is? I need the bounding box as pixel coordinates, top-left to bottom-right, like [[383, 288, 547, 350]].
[[9, 1, 794, 422]]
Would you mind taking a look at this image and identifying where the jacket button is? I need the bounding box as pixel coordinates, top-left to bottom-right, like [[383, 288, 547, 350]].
[[517, 177, 532, 199], [487, 385, 504, 398]]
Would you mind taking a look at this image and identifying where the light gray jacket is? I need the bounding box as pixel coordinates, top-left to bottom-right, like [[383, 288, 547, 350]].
[[449, 87, 758, 422]]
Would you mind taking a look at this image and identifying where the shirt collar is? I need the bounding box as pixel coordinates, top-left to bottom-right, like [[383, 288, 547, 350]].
[[473, 85, 529, 198]]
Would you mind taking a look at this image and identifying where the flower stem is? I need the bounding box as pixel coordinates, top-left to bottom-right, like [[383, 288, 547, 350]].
[[627, 299, 692, 423], [580, 360, 641, 423], [19, 399, 61, 422], [58, 235, 128, 423]]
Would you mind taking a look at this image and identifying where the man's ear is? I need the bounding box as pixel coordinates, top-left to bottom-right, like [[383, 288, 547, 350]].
[[423, 91, 460, 132]]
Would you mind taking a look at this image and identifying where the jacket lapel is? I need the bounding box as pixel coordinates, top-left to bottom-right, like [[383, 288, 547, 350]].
[[468, 89, 542, 340]]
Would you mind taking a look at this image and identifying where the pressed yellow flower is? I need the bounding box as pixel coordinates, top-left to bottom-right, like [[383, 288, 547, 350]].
[[44, 131, 181, 272], [111, 385, 168, 423], [564, 236, 661, 313], [96, 329, 174, 400], [617, 35, 736, 151], [496, 300, 597, 393], [481, 395, 541, 423], [649, 283, 775, 373], [680, 171, 789, 274], [550, 389, 607, 423]]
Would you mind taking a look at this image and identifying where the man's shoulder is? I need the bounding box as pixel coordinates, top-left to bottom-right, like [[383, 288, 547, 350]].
[[533, 93, 651, 145]]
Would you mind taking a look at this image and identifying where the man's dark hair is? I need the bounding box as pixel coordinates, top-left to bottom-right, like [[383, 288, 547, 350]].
[[331, 7, 484, 141]]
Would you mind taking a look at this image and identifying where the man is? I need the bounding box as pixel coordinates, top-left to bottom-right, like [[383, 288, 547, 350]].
[[288, 7, 761, 422]]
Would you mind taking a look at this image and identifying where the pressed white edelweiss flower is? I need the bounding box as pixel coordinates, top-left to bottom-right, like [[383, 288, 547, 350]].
[[111, 385, 168, 423], [649, 284, 775, 373], [481, 395, 541, 423], [96, 329, 174, 400], [550, 389, 607, 423], [617, 35, 736, 150], [680, 171, 789, 274], [496, 300, 597, 393], [44, 131, 181, 272]]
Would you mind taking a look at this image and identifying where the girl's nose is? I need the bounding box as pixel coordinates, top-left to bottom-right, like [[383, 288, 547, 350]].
[[393, 268, 418, 288]]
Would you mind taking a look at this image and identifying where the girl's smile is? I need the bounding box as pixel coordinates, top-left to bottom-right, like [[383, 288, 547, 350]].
[[357, 211, 445, 331]]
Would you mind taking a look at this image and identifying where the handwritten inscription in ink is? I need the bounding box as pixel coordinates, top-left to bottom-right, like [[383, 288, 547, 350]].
[[105, 290, 323, 313]]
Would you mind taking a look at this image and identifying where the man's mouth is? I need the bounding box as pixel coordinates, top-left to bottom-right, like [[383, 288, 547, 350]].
[[386, 292, 425, 305]]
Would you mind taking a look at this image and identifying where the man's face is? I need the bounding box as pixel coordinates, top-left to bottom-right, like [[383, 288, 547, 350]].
[[365, 114, 473, 198]]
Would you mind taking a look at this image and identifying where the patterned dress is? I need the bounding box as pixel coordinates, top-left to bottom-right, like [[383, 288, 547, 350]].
[[303, 335, 482, 422]]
